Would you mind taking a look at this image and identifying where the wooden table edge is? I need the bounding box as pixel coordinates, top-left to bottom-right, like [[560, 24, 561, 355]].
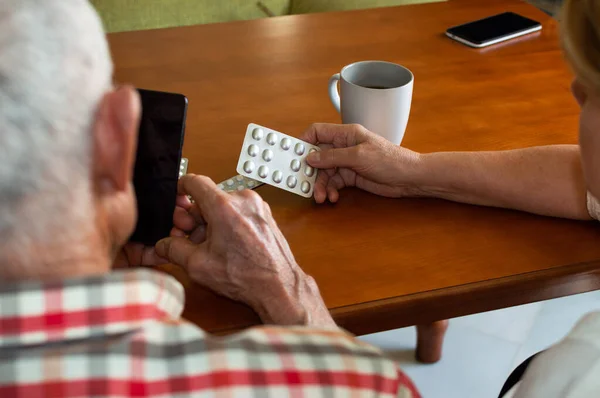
[[207, 260, 600, 336]]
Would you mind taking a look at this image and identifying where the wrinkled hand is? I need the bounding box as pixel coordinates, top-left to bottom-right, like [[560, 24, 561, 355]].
[[113, 195, 197, 269], [301, 123, 425, 203], [155, 174, 335, 328]]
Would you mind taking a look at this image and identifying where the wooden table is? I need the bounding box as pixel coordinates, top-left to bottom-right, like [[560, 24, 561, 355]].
[[108, 0, 600, 361]]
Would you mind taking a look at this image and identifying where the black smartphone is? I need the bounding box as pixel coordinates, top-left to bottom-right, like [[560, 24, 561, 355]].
[[446, 12, 542, 48], [130, 88, 188, 245]]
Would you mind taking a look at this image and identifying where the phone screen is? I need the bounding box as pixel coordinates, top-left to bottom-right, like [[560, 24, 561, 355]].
[[447, 12, 541, 45], [130, 89, 188, 245]]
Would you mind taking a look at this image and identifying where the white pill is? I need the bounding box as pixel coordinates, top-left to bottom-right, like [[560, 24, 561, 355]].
[[243, 161, 255, 174], [252, 128, 264, 140], [309, 148, 317, 154], [258, 165, 269, 179], [266, 133, 278, 146], [304, 165, 314, 177], [281, 138, 292, 151], [236, 175, 244, 181], [262, 149, 274, 162], [248, 144, 259, 157], [218, 184, 225, 190], [290, 159, 301, 172], [272, 170, 283, 183], [237, 185, 244, 191], [301, 181, 311, 193], [294, 143, 305, 156], [247, 180, 256, 188], [287, 175, 297, 188], [180, 164, 184, 170], [226, 179, 234, 186]]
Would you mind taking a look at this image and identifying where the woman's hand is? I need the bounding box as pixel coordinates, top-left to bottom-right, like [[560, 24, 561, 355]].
[[301, 123, 425, 203]]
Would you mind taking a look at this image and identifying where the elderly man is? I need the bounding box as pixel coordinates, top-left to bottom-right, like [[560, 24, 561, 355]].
[[0, 1, 419, 396]]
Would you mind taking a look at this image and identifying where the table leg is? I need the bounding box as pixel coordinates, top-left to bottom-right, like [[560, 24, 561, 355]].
[[415, 320, 449, 364]]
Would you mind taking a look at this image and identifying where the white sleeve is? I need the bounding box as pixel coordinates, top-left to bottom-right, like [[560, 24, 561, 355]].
[[513, 312, 600, 398], [587, 192, 600, 220]]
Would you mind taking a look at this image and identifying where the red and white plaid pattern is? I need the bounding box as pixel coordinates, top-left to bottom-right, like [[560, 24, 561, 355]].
[[0, 269, 420, 397]]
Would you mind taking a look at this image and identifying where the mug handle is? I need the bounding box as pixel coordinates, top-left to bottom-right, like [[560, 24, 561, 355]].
[[328, 73, 341, 114]]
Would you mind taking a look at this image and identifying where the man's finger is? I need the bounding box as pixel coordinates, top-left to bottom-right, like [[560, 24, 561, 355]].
[[188, 205, 206, 224], [170, 227, 187, 238], [177, 175, 227, 224], [300, 123, 365, 146], [189, 224, 207, 244], [173, 206, 196, 232], [306, 146, 359, 169], [176, 194, 193, 210], [140, 247, 169, 267], [155, 237, 199, 268]]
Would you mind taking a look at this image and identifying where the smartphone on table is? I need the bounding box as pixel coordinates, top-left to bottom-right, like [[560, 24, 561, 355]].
[[446, 12, 542, 48], [130, 88, 188, 245]]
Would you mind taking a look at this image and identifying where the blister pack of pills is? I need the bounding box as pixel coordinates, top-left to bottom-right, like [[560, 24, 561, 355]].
[[218, 175, 264, 192], [180, 157, 263, 194], [236, 123, 319, 198], [179, 158, 188, 178]]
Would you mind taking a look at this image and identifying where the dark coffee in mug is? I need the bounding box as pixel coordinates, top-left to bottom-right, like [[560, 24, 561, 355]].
[[364, 85, 389, 89]]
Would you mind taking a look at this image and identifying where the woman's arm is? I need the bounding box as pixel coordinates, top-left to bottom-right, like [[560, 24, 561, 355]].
[[302, 124, 589, 220], [418, 145, 590, 220]]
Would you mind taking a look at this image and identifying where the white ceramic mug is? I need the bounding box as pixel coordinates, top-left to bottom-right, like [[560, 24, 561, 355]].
[[328, 61, 414, 145]]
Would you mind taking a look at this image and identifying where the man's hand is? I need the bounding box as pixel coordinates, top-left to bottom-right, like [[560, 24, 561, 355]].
[[113, 195, 198, 269], [112, 243, 166, 269], [155, 174, 336, 328], [301, 123, 425, 203]]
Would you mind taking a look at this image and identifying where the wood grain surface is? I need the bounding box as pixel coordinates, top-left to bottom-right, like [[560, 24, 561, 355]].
[[108, 0, 600, 335]]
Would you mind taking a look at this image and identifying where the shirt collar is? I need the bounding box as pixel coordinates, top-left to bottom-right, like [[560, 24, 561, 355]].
[[0, 268, 184, 347]]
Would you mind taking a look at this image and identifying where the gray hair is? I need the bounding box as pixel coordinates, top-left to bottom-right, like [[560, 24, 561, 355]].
[[0, 0, 111, 249]]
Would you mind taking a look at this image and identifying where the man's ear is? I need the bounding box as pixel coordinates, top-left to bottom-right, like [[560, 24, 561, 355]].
[[92, 86, 140, 194]]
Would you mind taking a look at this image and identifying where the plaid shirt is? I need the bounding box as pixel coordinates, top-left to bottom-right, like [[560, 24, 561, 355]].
[[0, 269, 419, 397]]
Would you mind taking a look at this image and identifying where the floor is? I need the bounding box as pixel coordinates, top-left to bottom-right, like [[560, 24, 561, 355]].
[[359, 290, 600, 398]]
